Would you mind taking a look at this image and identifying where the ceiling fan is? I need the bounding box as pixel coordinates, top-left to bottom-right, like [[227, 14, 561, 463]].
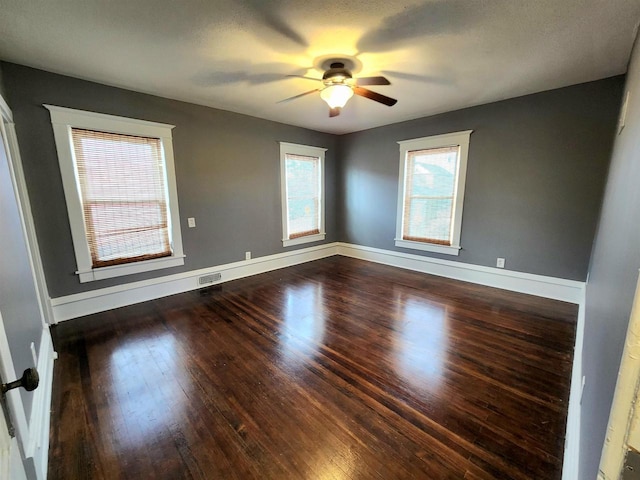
[[280, 60, 398, 117]]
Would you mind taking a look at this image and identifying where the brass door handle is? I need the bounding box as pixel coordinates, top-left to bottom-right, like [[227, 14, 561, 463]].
[[0, 368, 39, 437], [1, 368, 39, 394]]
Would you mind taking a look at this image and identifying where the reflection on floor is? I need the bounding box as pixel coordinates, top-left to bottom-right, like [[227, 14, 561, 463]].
[[49, 256, 577, 479]]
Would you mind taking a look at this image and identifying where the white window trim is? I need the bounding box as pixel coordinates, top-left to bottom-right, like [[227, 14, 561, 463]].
[[395, 130, 473, 256], [45, 105, 185, 282], [279, 142, 327, 247]]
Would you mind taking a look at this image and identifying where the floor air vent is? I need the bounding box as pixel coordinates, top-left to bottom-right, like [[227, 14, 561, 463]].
[[199, 273, 221, 285]]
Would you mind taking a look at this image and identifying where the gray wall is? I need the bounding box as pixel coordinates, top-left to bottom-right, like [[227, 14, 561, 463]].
[[338, 78, 623, 280], [0, 64, 625, 296], [2, 62, 337, 298], [580, 35, 640, 479]]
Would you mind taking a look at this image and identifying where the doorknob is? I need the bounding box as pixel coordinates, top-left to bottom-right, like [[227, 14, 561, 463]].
[[1, 368, 39, 394], [0, 368, 39, 437]]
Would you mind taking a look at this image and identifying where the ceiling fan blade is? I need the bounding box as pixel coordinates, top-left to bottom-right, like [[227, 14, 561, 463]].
[[356, 76, 391, 86], [353, 87, 397, 106], [381, 70, 450, 85], [286, 75, 321, 82], [277, 89, 320, 103], [329, 107, 341, 118]]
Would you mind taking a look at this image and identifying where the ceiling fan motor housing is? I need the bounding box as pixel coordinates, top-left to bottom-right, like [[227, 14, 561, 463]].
[[322, 62, 353, 85]]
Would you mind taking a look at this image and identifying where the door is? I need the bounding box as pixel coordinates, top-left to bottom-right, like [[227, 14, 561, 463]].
[[599, 272, 640, 479], [0, 313, 27, 480], [0, 97, 49, 478]]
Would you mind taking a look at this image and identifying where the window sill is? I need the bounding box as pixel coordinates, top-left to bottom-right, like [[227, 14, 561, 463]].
[[282, 233, 326, 247], [394, 239, 461, 256], [77, 254, 185, 283]]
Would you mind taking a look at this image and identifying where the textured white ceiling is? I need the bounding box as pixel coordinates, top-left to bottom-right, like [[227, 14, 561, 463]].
[[0, 0, 638, 134]]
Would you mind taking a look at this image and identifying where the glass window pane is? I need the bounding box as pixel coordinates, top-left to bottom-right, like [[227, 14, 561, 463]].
[[285, 154, 320, 238], [72, 129, 171, 267], [404, 146, 459, 244]]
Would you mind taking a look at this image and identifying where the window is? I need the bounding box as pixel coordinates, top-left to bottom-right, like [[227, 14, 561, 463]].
[[46, 105, 185, 282], [280, 142, 326, 247], [395, 130, 472, 256]]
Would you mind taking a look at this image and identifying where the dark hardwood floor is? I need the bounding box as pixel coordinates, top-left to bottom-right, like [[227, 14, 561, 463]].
[[48, 256, 577, 479]]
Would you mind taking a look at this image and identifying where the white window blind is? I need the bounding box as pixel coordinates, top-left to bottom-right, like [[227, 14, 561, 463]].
[[403, 146, 460, 245], [71, 128, 171, 268], [284, 153, 321, 239]]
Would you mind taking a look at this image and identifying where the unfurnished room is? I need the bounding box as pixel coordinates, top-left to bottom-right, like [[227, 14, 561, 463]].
[[0, 1, 640, 479]]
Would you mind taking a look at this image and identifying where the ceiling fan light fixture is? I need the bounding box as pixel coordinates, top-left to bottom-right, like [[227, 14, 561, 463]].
[[320, 84, 354, 109]]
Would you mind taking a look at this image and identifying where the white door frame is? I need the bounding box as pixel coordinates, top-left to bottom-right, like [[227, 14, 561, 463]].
[[599, 270, 640, 478]]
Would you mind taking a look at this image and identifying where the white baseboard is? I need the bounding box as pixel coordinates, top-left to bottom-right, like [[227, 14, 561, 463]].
[[562, 291, 586, 480], [51, 243, 339, 322], [336, 243, 585, 304], [52, 241, 585, 323], [27, 327, 56, 480]]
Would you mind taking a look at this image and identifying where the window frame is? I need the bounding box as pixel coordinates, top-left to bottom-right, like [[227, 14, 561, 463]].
[[45, 105, 185, 282], [395, 130, 472, 256], [279, 142, 326, 247]]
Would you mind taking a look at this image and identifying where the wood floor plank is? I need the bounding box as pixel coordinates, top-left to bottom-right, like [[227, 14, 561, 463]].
[[49, 256, 577, 479]]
